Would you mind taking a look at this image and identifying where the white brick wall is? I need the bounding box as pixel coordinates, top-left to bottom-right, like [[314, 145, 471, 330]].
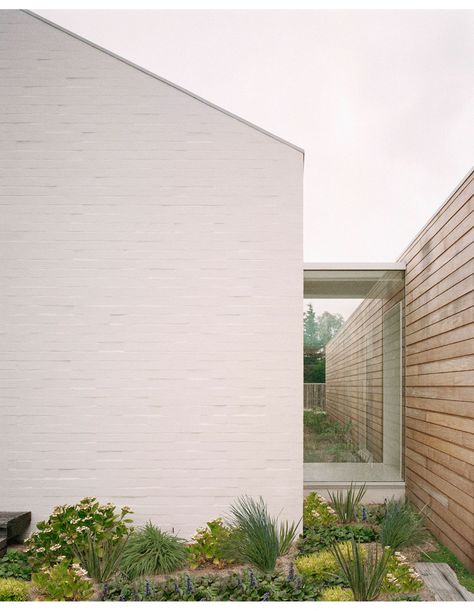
[[0, 10, 303, 537]]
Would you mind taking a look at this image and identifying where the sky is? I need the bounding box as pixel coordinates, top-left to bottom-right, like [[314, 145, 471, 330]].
[[37, 10, 474, 267]]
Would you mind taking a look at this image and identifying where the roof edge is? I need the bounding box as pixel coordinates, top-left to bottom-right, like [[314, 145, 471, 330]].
[[22, 10, 304, 156]]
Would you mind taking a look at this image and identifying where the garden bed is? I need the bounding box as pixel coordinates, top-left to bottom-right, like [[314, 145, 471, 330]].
[[1, 491, 473, 602]]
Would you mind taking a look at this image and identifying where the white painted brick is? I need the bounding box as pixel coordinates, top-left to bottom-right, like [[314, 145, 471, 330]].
[[0, 10, 303, 537]]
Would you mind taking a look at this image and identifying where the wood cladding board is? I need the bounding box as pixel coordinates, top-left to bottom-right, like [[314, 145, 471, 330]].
[[400, 169, 474, 573], [325, 288, 403, 463]]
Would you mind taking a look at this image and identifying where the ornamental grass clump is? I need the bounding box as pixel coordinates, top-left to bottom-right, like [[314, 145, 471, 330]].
[[330, 539, 392, 601], [380, 499, 427, 550], [74, 534, 128, 582], [25, 497, 133, 568], [227, 496, 299, 573], [328, 483, 367, 524], [121, 522, 187, 579]]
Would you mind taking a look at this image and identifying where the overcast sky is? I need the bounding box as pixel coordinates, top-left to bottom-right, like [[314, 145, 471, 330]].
[[38, 10, 474, 265]]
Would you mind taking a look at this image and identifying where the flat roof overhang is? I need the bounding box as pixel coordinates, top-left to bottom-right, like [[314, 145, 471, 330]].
[[304, 262, 406, 299]]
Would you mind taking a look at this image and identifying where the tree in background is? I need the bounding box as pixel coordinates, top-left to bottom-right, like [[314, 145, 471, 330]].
[[304, 306, 344, 383]]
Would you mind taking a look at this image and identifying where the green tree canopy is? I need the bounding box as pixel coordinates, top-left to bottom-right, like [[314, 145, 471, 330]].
[[304, 306, 344, 383]]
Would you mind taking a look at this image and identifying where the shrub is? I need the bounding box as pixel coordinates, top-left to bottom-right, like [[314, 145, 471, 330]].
[[0, 577, 30, 601], [320, 585, 354, 601], [295, 542, 360, 584], [26, 497, 133, 568], [295, 550, 338, 582], [328, 483, 367, 523], [103, 568, 321, 601], [0, 549, 32, 581], [227, 496, 299, 572], [330, 539, 392, 601], [187, 518, 236, 569], [382, 551, 424, 593], [303, 492, 337, 528], [298, 524, 377, 555], [74, 534, 128, 582], [121, 522, 187, 579], [379, 499, 426, 550], [32, 561, 93, 601]]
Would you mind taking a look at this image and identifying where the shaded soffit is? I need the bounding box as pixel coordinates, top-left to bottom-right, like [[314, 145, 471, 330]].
[[304, 263, 406, 299]]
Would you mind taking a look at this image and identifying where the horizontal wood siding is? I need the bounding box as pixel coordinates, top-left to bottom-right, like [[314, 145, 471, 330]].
[[400, 169, 474, 572], [325, 283, 403, 463]]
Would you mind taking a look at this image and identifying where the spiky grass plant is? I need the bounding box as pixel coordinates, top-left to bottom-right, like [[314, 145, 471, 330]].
[[328, 483, 367, 523], [331, 539, 392, 601], [380, 500, 427, 550], [73, 535, 128, 583], [121, 523, 187, 579], [228, 496, 299, 572]]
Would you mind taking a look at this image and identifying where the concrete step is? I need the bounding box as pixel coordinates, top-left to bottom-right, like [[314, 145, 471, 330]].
[[0, 512, 31, 548], [415, 562, 474, 601], [0, 535, 6, 558]]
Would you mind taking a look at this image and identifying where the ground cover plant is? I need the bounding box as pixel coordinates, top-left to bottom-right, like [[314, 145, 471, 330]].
[[0, 577, 30, 601], [303, 491, 337, 527], [298, 523, 377, 555], [121, 522, 187, 579], [382, 551, 424, 594], [0, 549, 31, 581], [103, 566, 321, 601], [31, 561, 93, 601]]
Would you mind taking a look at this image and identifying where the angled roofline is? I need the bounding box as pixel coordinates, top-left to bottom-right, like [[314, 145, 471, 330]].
[[21, 10, 304, 156]]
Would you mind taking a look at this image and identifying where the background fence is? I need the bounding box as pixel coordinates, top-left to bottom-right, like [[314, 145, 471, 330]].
[[304, 383, 326, 410]]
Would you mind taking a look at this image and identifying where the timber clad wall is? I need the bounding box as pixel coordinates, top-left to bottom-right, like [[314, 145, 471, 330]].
[[325, 283, 403, 463], [0, 11, 303, 536], [401, 170, 474, 572]]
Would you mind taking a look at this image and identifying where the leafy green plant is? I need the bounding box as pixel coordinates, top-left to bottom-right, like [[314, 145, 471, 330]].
[[298, 524, 377, 555], [32, 561, 93, 601], [421, 541, 474, 593], [379, 499, 426, 550], [0, 577, 30, 601], [187, 518, 236, 569], [328, 483, 367, 523], [303, 492, 338, 527], [121, 522, 187, 579], [320, 585, 354, 601], [330, 539, 392, 601], [296, 541, 364, 585], [382, 551, 424, 593], [104, 567, 321, 601], [25, 497, 133, 568], [227, 496, 299, 572], [74, 534, 128, 582], [0, 549, 32, 581]]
